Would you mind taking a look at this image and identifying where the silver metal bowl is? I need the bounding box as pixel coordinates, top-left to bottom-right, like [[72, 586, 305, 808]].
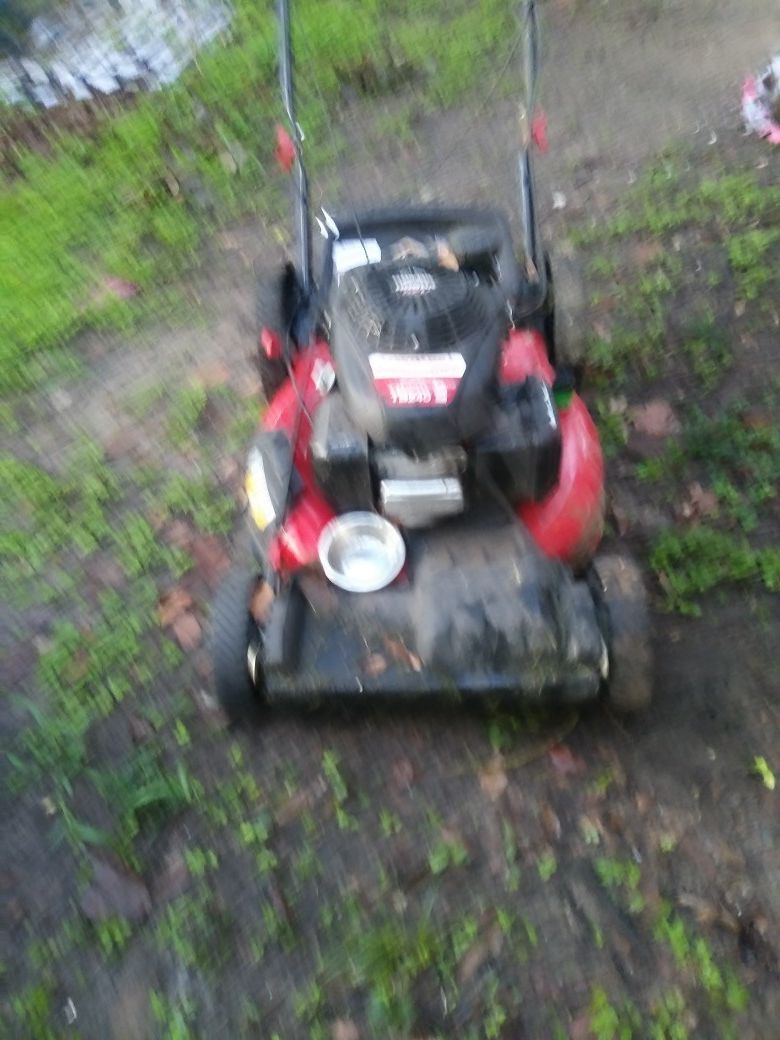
[[317, 512, 406, 593]]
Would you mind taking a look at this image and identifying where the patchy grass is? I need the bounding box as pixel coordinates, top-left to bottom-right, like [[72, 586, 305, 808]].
[[0, 0, 517, 397]]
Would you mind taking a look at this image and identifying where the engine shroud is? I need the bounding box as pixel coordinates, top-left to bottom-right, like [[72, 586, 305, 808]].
[[330, 259, 507, 451]]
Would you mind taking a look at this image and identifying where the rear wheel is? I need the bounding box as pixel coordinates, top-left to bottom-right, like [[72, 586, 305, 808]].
[[594, 553, 653, 712], [547, 252, 587, 369], [210, 568, 262, 721]]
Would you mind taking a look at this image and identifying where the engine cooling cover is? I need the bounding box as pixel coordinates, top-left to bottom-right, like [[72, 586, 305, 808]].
[[330, 260, 507, 450]]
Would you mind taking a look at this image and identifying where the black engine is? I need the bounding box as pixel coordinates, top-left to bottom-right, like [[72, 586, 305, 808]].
[[307, 213, 562, 528], [330, 259, 507, 450]]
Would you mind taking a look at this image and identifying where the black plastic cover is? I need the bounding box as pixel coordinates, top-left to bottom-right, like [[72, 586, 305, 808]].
[[474, 376, 562, 502], [310, 392, 373, 512]]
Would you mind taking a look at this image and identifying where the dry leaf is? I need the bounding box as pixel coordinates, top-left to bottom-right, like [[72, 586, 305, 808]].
[[479, 756, 508, 802], [540, 803, 562, 841], [193, 361, 231, 389], [679, 482, 718, 522], [164, 519, 194, 550], [190, 535, 231, 587], [457, 921, 503, 984], [633, 239, 664, 267], [362, 653, 388, 678], [158, 587, 193, 628], [628, 399, 681, 438], [171, 612, 202, 651], [331, 1020, 360, 1040], [548, 743, 585, 776], [250, 581, 275, 625], [383, 637, 422, 672]]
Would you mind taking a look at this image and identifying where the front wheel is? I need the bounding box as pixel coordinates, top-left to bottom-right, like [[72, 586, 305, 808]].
[[594, 553, 653, 712], [210, 569, 263, 721]]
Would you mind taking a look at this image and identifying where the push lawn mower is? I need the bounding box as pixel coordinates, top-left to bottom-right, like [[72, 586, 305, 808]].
[[210, 0, 653, 719]]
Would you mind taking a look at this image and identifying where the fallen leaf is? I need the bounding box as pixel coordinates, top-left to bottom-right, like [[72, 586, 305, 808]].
[[102, 276, 140, 300], [628, 399, 681, 437], [331, 1021, 360, 1040], [540, 803, 562, 842], [734, 300, 746, 317], [678, 892, 738, 932], [679, 482, 718, 522], [633, 239, 664, 267], [362, 653, 388, 678], [479, 755, 508, 802], [458, 920, 503, 984], [190, 535, 231, 587], [193, 361, 231, 389], [151, 844, 190, 905], [171, 612, 202, 651], [275, 776, 328, 827], [390, 758, 416, 792], [128, 716, 154, 745], [80, 857, 151, 923], [548, 743, 585, 776], [250, 581, 274, 625], [383, 637, 422, 672], [157, 587, 193, 628]]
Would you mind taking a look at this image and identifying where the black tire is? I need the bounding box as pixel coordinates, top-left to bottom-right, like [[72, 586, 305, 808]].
[[548, 252, 587, 368], [594, 553, 653, 712], [210, 568, 261, 721]]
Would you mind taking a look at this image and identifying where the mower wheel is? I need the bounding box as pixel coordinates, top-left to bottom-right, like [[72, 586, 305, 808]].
[[210, 568, 262, 721], [255, 271, 290, 403], [548, 252, 587, 368], [595, 553, 653, 713]]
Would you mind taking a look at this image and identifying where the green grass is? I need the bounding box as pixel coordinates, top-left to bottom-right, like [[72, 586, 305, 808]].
[[0, 0, 516, 397]]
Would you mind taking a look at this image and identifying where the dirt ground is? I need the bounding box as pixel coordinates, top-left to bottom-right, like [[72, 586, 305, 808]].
[[2, 1, 780, 1038]]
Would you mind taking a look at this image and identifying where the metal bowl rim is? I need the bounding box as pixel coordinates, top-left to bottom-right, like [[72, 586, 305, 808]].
[[317, 511, 406, 593]]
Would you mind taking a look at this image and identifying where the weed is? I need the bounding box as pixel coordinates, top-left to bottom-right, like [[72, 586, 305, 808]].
[[752, 756, 776, 791], [537, 851, 557, 882], [167, 384, 209, 448], [595, 857, 645, 914], [428, 832, 469, 875], [588, 986, 640, 1040], [379, 808, 403, 837], [160, 472, 235, 535], [150, 990, 197, 1040], [727, 229, 780, 301]]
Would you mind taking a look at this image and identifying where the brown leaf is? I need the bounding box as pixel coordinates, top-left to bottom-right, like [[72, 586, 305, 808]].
[[171, 612, 202, 651], [102, 276, 140, 301], [383, 636, 422, 672], [331, 1021, 360, 1040], [540, 803, 562, 842], [390, 757, 416, 792], [151, 845, 190, 905], [80, 857, 151, 924], [250, 581, 274, 625], [679, 482, 718, 523], [628, 399, 681, 438], [479, 755, 508, 802], [548, 743, 585, 776], [128, 716, 154, 745], [275, 776, 328, 827], [190, 535, 231, 587], [193, 361, 231, 389], [633, 239, 664, 267], [158, 587, 193, 628], [678, 892, 738, 932], [458, 921, 504, 984], [163, 519, 193, 550], [362, 653, 388, 678]]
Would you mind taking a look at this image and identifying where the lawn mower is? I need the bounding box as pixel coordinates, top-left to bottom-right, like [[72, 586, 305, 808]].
[[210, 0, 653, 719]]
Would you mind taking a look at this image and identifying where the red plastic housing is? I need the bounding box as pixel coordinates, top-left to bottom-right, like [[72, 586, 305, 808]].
[[262, 331, 604, 574]]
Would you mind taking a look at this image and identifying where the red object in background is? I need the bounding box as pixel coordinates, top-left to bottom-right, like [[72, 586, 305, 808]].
[[263, 343, 336, 571], [499, 328, 554, 386], [260, 327, 283, 361], [274, 124, 297, 172], [531, 110, 549, 153], [518, 394, 605, 566]]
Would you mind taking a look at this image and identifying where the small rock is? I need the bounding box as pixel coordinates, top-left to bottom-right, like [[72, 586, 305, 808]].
[[80, 857, 151, 924], [552, 191, 567, 210]]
